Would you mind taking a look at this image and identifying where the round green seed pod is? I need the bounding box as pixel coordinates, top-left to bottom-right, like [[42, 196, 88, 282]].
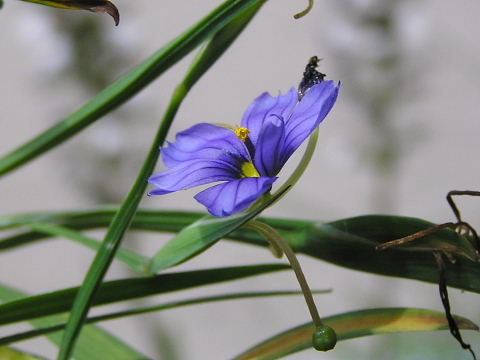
[[312, 325, 337, 351]]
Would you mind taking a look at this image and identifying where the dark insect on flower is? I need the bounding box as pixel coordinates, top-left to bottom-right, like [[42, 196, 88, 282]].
[[298, 56, 326, 101]]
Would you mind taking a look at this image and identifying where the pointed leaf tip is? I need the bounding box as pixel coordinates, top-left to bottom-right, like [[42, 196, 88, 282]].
[[19, 0, 120, 26], [90, 1, 120, 26]]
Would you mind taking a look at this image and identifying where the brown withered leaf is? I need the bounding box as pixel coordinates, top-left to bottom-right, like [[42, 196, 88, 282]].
[[20, 0, 120, 26]]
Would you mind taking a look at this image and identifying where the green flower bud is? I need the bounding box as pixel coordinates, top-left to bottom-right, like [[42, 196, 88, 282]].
[[312, 325, 337, 351]]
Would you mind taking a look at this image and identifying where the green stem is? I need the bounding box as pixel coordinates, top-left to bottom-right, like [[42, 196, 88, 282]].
[[270, 128, 319, 207], [293, 0, 314, 19], [246, 220, 323, 327]]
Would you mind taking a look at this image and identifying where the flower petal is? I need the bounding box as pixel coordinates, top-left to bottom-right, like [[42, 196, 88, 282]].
[[162, 123, 250, 168], [148, 159, 241, 196], [241, 88, 297, 146], [254, 116, 286, 177], [194, 177, 277, 217], [281, 81, 340, 164]]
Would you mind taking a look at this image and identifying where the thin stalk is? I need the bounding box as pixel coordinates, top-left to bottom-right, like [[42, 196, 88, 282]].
[[0, 290, 330, 346], [246, 220, 323, 327], [294, 0, 315, 19], [270, 128, 319, 207]]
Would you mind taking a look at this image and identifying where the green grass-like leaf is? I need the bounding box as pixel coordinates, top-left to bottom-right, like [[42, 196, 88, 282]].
[[234, 307, 479, 360], [0, 289, 330, 346], [148, 187, 289, 273], [3, 211, 479, 293], [0, 263, 288, 326], [0, 346, 45, 360], [0, 284, 148, 360], [26, 223, 149, 274]]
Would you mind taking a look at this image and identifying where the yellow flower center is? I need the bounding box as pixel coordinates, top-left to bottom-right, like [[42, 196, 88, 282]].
[[235, 126, 250, 142], [234, 126, 260, 177], [241, 162, 260, 178]]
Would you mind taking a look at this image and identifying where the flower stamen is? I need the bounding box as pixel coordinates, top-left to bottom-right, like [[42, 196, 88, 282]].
[[235, 126, 250, 142]]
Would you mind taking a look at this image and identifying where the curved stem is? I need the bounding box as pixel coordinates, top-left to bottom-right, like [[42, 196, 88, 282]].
[[294, 0, 315, 19], [270, 128, 319, 207], [246, 220, 323, 327]]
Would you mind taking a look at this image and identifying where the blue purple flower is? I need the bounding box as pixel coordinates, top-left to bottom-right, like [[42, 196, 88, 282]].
[[148, 80, 340, 217]]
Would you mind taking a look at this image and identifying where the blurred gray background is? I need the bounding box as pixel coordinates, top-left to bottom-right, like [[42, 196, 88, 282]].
[[1, 0, 480, 359]]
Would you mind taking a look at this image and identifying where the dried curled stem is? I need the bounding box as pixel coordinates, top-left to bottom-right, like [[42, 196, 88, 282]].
[[377, 190, 480, 256], [433, 252, 477, 360]]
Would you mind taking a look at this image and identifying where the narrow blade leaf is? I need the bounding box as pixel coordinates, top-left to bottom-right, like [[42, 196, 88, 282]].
[[0, 290, 329, 346], [0, 284, 148, 360], [298, 215, 480, 293], [148, 188, 289, 273], [19, 0, 119, 25], [234, 307, 479, 360], [0, 347, 45, 360], [0, 264, 288, 326], [27, 223, 149, 274], [4, 211, 479, 292]]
